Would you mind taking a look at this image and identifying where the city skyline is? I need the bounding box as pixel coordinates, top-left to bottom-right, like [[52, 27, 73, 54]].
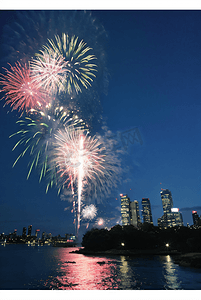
[[1, 10, 201, 236], [2, 196, 200, 238], [2, 185, 200, 236], [120, 188, 201, 229]]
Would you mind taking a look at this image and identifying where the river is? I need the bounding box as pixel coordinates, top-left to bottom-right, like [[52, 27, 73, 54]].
[[0, 244, 201, 290]]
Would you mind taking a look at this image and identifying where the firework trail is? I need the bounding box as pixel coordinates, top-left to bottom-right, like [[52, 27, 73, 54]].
[[51, 127, 106, 191], [50, 127, 122, 234], [0, 62, 49, 113], [0, 11, 123, 237], [77, 135, 84, 232]]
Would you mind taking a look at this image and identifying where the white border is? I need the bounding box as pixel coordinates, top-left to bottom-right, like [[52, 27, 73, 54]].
[[1, 290, 201, 300], [0, 0, 201, 10]]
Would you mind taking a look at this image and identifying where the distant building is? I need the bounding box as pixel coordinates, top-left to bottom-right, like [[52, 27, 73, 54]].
[[120, 194, 131, 226], [42, 232, 46, 240], [27, 225, 32, 237], [65, 233, 76, 242], [13, 229, 17, 235], [130, 200, 141, 227], [158, 189, 183, 229], [35, 229, 40, 238], [22, 227, 27, 238], [141, 198, 153, 224], [192, 211, 200, 226]]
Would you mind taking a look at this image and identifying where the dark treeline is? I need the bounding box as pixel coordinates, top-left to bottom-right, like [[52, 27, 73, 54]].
[[82, 224, 201, 253]]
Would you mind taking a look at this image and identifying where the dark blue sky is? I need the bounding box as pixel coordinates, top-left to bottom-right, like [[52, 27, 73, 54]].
[[1, 10, 201, 237]]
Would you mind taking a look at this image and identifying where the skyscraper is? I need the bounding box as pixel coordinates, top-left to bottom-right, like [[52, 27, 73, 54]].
[[141, 198, 153, 224], [22, 227, 27, 238], [158, 189, 183, 228], [160, 189, 173, 214], [120, 194, 131, 226], [42, 232, 46, 241], [35, 229, 40, 238], [27, 225, 32, 237], [171, 208, 183, 227], [192, 211, 200, 226], [130, 200, 141, 227]]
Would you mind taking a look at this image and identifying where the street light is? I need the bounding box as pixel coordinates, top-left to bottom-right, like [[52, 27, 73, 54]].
[[166, 243, 169, 247], [121, 242, 125, 247]]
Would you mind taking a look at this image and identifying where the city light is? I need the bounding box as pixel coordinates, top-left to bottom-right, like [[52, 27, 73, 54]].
[[171, 208, 179, 212]]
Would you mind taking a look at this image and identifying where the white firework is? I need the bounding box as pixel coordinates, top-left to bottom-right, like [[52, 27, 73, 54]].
[[82, 204, 97, 220], [30, 49, 68, 94]]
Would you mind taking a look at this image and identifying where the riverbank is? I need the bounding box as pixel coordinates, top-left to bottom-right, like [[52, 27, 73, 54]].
[[71, 248, 182, 256], [72, 248, 201, 268], [173, 253, 201, 268]]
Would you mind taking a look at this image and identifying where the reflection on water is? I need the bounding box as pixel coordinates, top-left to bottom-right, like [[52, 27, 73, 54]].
[[161, 255, 181, 289], [119, 256, 130, 288], [28, 249, 201, 290], [1, 245, 201, 290], [119, 256, 141, 289], [44, 248, 119, 290]]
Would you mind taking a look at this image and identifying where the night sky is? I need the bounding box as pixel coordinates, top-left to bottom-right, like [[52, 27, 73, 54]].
[[1, 8, 201, 237]]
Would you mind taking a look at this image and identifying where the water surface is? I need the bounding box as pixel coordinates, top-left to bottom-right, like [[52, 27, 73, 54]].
[[0, 244, 201, 290]]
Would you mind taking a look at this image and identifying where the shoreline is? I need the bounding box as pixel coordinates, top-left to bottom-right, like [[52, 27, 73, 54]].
[[71, 248, 201, 268], [71, 248, 182, 256], [173, 253, 201, 268]]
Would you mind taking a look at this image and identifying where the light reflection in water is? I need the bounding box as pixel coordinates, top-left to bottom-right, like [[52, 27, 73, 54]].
[[161, 255, 181, 289], [44, 248, 119, 290], [2, 244, 201, 290], [30, 248, 194, 290], [119, 256, 134, 289]]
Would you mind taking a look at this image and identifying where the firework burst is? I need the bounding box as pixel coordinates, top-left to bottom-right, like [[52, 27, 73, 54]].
[[53, 128, 122, 199], [95, 218, 105, 227], [0, 62, 49, 113], [1, 11, 117, 238], [44, 33, 97, 95], [10, 105, 85, 192], [51, 128, 106, 190], [51, 128, 122, 234], [82, 204, 97, 220], [30, 49, 68, 95]]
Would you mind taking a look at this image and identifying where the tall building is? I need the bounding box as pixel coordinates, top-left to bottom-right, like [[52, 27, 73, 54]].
[[160, 189, 173, 214], [120, 194, 131, 226], [171, 208, 183, 227], [158, 189, 183, 228], [22, 227, 27, 238], [141, 198, 153, 224], [192, 211, 200, 226], [42, 232, 46, 240], [12, 229, 17, 237], [130, 200, 141, 227], [27, 225, 32, 237], [35, 229, 40, 238]]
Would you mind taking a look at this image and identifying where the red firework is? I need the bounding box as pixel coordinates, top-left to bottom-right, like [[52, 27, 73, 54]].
[[0, 62, 49, 112]]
